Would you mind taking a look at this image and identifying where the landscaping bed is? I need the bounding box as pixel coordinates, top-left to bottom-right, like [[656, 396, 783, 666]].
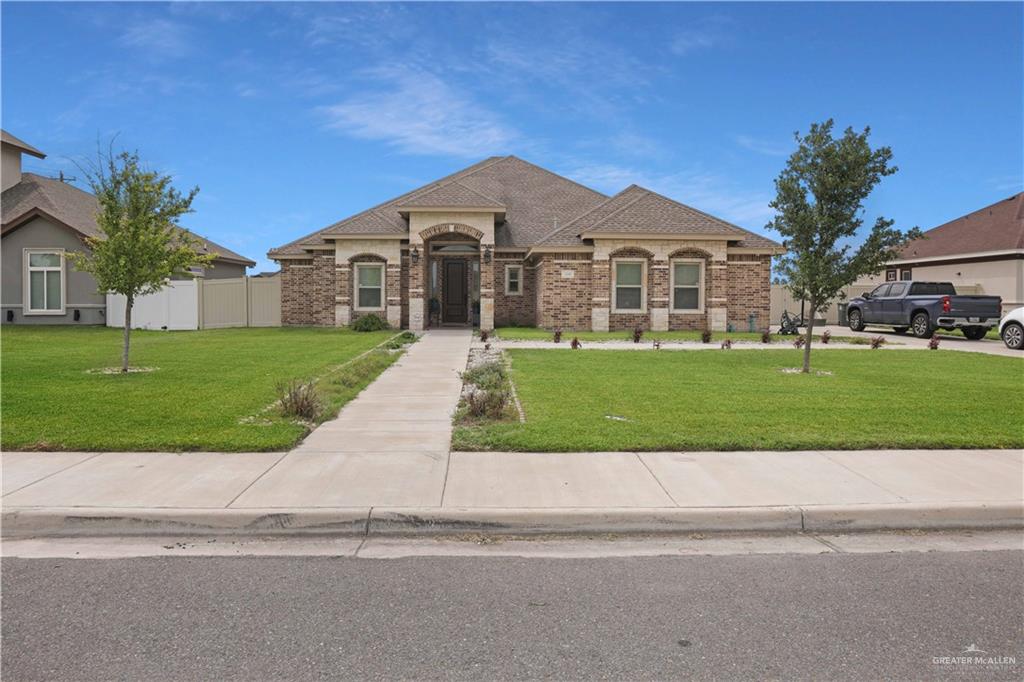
[[452, 349, 1024, 451], [489, 327, 882, 345], [1, 326, 402, 451]]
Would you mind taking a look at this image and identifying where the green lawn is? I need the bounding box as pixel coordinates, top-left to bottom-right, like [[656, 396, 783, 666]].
[[452, 349, 1024, 451], [1, 326, 397, 451], [491, 326, 880, 345]]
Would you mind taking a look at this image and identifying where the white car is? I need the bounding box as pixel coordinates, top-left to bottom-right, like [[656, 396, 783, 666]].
[[998, 307, 1024, 350]]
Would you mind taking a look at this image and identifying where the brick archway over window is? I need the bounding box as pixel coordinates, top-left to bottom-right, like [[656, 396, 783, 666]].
[[668, 247, 713, 260], [419, 223, 484, 241]]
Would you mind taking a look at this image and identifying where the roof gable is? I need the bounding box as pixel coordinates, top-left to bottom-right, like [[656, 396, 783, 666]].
[[1, 129, 46, 159], [1, 173, 255, 266], [899, 193, 1024, 260]]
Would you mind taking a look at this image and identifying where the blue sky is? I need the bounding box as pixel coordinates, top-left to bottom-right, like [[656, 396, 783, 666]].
[[3, 2, 1021, 273]]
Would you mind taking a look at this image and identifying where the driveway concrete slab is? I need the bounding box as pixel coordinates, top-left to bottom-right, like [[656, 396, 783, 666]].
[[231, 451, 448, 508], [2, 452, 282, 508], [822, 449, 1024, 502], [640, 451, 903, 507], [2, 452, 100, 495], [443, 452, 674, 508]]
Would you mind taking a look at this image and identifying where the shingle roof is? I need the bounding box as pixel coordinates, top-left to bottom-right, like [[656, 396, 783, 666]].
[[396, 181, 505, 209], [1, 129, 46, 158], [269, 156, 782, 255], [898, 193, 1024, 261], [537, 184, 782, 250], [1, 173, 256, 266]]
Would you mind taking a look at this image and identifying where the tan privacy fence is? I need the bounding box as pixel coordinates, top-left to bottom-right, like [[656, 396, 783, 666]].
[[107, 276, 280, 330]]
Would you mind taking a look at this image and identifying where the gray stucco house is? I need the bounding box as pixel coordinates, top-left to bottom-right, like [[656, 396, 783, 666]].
[[1, 131, 255, 325]]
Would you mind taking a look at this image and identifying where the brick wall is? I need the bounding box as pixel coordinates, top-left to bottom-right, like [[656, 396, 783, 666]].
[[667, 248, 713, 331], [536, 255, 593, 330], [348, 254, 388, 326], [607, 247, 653, 331], [281, 254, 336, 326], [726, 254, 772, 331], [494, 256, 536, 327]]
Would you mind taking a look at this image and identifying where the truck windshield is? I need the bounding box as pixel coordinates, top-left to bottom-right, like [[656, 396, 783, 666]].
[[908, 282, 956, 295]]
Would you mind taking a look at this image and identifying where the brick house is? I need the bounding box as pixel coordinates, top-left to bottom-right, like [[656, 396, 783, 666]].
[[268, 156, 783, 332]]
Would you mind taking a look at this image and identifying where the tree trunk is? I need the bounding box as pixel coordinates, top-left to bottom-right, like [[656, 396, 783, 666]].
[[122, 298, 133, 373], [802, 294, 816, 373]]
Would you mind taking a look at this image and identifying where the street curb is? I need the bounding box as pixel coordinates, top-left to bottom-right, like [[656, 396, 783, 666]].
[[3, 502, 1021, 538]]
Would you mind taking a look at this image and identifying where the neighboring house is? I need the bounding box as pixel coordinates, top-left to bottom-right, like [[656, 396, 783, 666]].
[[268, 156, 783, 332], [857, 193, 1024, 313], [1, 131, 256, 325]]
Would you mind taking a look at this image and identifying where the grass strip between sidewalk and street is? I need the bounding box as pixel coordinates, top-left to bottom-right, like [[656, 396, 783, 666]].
[[452, 348, 1023, 452]]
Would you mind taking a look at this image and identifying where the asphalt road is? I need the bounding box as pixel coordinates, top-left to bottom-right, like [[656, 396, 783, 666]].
[[3, 550, 1022, 681]]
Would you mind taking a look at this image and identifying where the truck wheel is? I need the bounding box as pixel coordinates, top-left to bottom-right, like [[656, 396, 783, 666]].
[[1002, 322, 1024, 350], [962, 326, 987, 341], [848, 309, 865, 331], [911, 312, 932, 338], [892, 327, 909, 335]]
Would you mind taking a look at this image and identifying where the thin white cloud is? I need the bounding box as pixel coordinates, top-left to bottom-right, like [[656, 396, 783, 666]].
[[566, 162, 776, 228], [670, 16, 734, 56], [118, 18, 192, 59], [734, 134, 791, 157], [318, 67, 517, 158]]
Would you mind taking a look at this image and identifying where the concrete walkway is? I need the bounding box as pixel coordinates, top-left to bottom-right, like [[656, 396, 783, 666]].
[[3, 449, 1021, 536]]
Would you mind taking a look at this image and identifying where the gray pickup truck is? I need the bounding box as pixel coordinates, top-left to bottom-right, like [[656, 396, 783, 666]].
[[846, 281, 1002, 339]]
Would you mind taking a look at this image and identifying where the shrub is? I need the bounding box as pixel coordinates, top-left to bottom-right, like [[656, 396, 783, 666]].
[[701, 330, 713, 344], [466, 387, 511, 419], [351, 314, 389, 332], [632, 327, 643, 343], [479, 330, 489, 342], [720, 338, 732, 350], [821, 330, 831, 344], [761, 330, 772, 344], [462, 362, 506, 392], [870, 336, 885, 349], [571, 336, 582, 349], [277, 379, 321, 420], [553, 328, 563, 343], [928, 335, 941, 350], [794, 337, 805, 349]]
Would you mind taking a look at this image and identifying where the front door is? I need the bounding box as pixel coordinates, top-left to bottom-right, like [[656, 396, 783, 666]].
[[443, 259, 468, 323]]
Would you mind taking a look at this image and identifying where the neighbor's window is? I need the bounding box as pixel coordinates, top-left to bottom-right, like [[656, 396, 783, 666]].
[[25, 249, 64, 314], [505, 264, 523, 295], [355, 263, 384, 310], [900, 268, 912, 281], [613, 260, 645, 311], [885, 269, 897, 282], [671, 260, 703, 312]]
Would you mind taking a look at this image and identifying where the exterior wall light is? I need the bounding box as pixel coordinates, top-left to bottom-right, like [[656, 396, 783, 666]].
[[483, 246, 492, 264], [411, 246, 420, 264]]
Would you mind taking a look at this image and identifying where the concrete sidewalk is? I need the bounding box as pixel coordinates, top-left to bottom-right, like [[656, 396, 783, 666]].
[[3, 449, 1022, 537]]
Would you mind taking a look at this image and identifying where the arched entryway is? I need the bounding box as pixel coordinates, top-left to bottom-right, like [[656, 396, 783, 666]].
[[422, 231, 482, 327]]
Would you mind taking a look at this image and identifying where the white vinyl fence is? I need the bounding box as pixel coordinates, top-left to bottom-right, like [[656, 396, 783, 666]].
[[107, 276, 280, 330]]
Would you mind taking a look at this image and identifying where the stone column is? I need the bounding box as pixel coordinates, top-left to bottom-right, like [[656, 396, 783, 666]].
[[709, 259, 729, 331], [650, 260, 670, 331], [591, 258, 610, 332], [386, 261, 402, 328], [408, 239, 426, 332], [334, 259, 351, 327], [479, 243, 495, 331]]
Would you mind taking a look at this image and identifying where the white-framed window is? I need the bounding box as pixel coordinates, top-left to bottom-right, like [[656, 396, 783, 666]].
[[354, 262, 385, 311], [504, 264, 523, 295], [612, 259, 646, 312], [23, 248, 65, 315], [670, 259, 704, 313]]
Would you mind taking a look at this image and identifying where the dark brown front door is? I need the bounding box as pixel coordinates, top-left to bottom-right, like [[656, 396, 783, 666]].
[[443, 259, 468, 323]]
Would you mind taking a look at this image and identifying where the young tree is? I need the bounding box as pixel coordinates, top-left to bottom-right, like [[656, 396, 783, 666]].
[[70, 150, 214, 372], [767, 120, 920, 373]]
